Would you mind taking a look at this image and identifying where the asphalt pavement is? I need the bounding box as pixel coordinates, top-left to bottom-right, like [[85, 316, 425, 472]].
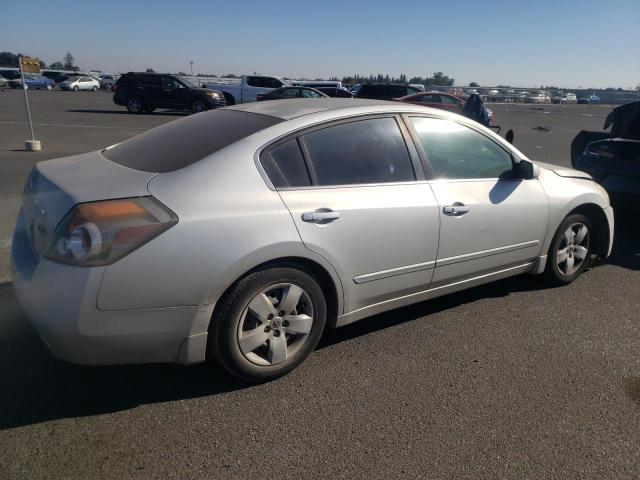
[[0, 90, 638, 479]]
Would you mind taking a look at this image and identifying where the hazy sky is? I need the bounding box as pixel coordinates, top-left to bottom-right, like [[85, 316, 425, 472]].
[[1, 0, 638, 88]]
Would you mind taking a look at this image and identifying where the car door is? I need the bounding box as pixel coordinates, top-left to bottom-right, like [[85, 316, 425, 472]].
[[162, 76, 190, 107], [140, 75, 166, 107], [437, 94, 464, 114], [269, 116, 441, 313], [407, 116, 549, 287]]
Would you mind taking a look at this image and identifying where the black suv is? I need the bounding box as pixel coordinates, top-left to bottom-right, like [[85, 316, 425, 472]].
[[355, 83, 422, 101], [113, 73, 226, 114]]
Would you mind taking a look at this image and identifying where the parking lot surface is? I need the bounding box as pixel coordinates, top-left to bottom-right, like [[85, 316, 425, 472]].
[[0, 90, 638, 479]]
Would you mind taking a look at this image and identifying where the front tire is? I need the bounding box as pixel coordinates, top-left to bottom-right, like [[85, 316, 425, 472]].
[[209, 267, 327, 382], [544, 213, 592, 286], [191, 100, 207, 114], [47, 84, 53, 90], [73, 85, 79, 91]]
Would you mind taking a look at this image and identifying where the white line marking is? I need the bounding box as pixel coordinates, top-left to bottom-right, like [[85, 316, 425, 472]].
[[0, 121, 148, 130]]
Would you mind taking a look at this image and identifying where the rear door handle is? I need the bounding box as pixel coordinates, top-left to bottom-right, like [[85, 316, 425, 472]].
[[443, 204, 470, 216], [301, 210, 341, 222]]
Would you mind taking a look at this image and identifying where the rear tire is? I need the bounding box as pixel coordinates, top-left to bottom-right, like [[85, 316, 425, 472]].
[[143, 106, 156, 113], [544, 213, 593, 286], [209, 267, 327, 382], [126, 97, 144, 114], [73, 85, 79, 91], [92, 86, 97, 92]]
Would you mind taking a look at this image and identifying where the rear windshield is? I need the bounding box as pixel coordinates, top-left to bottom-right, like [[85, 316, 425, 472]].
[[102, 109, 283, 173]]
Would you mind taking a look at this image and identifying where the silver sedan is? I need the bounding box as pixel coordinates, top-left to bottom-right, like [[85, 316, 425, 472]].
[[11, 99, 614, 381]]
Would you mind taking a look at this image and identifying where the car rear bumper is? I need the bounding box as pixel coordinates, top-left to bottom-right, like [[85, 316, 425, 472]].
[[575, 155, 640, 208], [11, 209, 210, 366]]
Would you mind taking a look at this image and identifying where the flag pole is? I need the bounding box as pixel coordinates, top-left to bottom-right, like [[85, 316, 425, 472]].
[[19, 56, 35, 141]]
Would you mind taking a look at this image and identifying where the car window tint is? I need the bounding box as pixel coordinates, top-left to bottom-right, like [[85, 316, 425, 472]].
[[439, 95, 460, 105], [142, 75, 161, 87], [267, 78, 284, 88], [410, 117, 513, 179], [247, 76, 266, 88], [261, 139, 311, 188], [103, 110, 283, 173], [302, 89, 320, 98], [302, 118, 415, 186], [280, 88, 299, 97]]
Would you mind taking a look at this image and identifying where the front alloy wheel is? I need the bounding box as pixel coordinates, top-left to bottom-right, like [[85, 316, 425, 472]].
[[545, 214, 592, 285], [210, 267, 327, 382]]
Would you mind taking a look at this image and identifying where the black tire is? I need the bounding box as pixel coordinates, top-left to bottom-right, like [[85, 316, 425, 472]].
[[209, 266, 327, 382], [191, 100, 207, 114], [92, 86, 97, 92], [73, 85, 79, 91], [143, 106, 156, 113], [126, 97, 144, 114], [222, 92, 235, 106], [544, 213, 593, 286]]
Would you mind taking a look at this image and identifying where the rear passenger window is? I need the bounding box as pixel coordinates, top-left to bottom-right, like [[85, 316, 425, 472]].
[[261, 139, 311, 188], [301, 118, 415, 186]]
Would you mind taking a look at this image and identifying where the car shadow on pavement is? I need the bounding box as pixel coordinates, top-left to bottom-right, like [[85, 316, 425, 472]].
[[1, 215, 637, 430], [66, 109, 188, 116]]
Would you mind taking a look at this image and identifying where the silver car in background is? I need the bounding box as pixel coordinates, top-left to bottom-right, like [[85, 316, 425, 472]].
[[12, 99, 614, 381], [59, 75, 101, 91]]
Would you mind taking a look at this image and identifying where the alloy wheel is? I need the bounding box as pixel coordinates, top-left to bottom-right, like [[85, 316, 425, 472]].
[[237, 283, 314, 366], [555, 222, 589, 276], [127, 98, 143, 113], [192, 101, 206, 113]]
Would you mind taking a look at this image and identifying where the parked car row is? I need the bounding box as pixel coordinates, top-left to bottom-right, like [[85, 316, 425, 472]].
[[0, 71, 117, 91]]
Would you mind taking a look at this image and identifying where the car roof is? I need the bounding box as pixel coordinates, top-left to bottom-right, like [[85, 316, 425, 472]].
[[226, 98, 410, 120]]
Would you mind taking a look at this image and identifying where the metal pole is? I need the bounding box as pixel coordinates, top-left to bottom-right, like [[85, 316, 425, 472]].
[[19, 56, 35, 141]]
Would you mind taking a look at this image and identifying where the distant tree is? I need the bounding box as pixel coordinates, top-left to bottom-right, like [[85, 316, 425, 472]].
[[63, 51, 76, 70], [145, 68, 155, 73], [0, 51, 19, 67], [39, 59, 46, 68], [428, 72, 455, 86], [223, 73, 239, 78], [177, 71, 187, 76], [469, 81, 479, 87], [399, 73, 407, 83], [49, 61, 64, 70]]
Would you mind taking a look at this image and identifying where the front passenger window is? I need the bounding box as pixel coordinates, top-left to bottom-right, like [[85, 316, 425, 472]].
[[410, 117, 513, 179]]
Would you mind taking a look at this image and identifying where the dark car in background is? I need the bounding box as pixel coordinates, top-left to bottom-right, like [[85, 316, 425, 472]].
[[99, 75, 117, 91], [572, 101, 640, 208], [316, 86, 354, 98], [113, 72, 226, 113], [354, 83, 422, 100], [256, 86, 328, 101], [42, 71, 69, 85], [8, 74, 55, 90]]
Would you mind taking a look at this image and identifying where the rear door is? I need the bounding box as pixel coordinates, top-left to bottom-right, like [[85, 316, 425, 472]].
[[140, 75, 166, 106], [407, 116, 548, 286], [266, 116, 441, 313]]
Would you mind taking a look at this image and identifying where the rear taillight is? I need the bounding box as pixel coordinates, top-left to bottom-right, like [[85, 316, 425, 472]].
[[45, 197, 177, 267]]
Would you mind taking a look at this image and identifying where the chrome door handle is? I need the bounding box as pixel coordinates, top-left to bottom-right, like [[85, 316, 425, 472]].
[[443, 204, 470, 216], [301, 210, 341, 222]]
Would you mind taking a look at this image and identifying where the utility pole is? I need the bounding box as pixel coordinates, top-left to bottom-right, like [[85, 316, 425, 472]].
[[190, 61, 194, 76]]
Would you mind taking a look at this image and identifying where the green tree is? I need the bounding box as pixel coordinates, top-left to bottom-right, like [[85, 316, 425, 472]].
[[49, 61, 64, 70], [0, 51, 19, 67], [469, 81, 479, 87], [63, 51, 76, 70], [145, 68, 155, 73]]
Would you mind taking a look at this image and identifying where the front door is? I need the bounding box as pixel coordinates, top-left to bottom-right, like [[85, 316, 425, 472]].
[[264, 116, 441, 313], [408, 116, 549, 286]]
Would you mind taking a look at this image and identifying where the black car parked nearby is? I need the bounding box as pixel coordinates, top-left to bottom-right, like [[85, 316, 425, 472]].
[[572, 101, 640, 208], [354, 83, 422, 101], [316, 86, 354, 98], [113, 72, 226, 114], [256, 86, 328, 101]]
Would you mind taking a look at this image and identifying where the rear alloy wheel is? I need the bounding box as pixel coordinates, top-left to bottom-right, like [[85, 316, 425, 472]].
[[126, 97, 144, 114], [544, 213, 592, 285], [92, 86, 97, 92], [210, 267, 327, 382], [191, 100, 207, 114]]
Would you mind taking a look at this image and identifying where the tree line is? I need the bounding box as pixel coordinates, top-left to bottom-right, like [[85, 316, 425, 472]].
[[0, 51, 79, 71]]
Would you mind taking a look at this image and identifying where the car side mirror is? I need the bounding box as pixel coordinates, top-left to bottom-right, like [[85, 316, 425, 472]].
[[517, 159, 540, 179]]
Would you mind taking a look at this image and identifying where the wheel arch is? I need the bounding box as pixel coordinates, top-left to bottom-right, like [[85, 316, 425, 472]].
[[567, 203, 611, 259], [208, 256, 343, 336]]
